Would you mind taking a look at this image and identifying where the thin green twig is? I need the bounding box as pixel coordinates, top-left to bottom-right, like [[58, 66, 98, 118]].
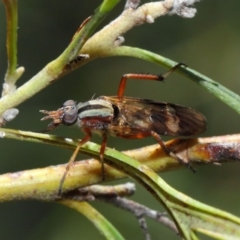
[[103, 46, 240, 115], [2, 0, 18, 81], [60, 200, 124, 240]]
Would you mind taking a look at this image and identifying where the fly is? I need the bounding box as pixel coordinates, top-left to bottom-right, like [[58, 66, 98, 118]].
[[40, 63, 207, 194]]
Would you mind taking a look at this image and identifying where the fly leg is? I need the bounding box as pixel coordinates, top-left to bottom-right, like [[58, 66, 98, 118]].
[[117, 63, 187, 98], [99, 133, 107, 180], [58, 133, 91, 195], [151, 131, 196, 172]]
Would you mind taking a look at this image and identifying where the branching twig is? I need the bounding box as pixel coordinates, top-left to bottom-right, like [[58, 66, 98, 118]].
[[81, 0, 199, 60], [63, 183, 179, 239], [0, 130, 240, 201], [0, 0, 200, 117], [99, 196, 179, 237], [61, 182, 136, 201]]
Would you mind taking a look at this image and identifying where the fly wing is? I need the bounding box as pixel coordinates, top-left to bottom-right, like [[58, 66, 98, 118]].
[[100, 96, 206, 137], [149, 102, 207, 136]]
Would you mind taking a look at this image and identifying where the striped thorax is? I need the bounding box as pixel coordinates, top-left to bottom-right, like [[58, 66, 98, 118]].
[[76, 99, 114, 130]]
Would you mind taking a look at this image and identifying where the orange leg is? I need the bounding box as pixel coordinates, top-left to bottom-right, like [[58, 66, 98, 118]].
[[151, 131, 196, 172], [117, 63, 186, 98], [99, 133, 107, 180], [58, 131, 108, 195], [58, 133, 91, 195]]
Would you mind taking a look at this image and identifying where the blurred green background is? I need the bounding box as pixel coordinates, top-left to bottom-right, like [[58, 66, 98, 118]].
[[1, 0, 240, 239]]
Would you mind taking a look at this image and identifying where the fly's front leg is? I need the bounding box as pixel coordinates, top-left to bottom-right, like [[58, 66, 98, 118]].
[[58, 132, 92, 195], [150, 131, 196, 172], [117, 63, 187, 98]]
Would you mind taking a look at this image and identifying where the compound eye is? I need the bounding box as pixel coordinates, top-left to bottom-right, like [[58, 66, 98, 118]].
[[62, 100, 78, 125], [63, 100, 75, 108]]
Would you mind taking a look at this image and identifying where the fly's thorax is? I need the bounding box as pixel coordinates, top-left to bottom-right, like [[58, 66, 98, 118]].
[[76, 99, 114, 128]]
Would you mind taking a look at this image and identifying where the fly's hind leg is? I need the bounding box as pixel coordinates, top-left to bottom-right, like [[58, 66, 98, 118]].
[[151, 131, 196, 172], [117, 63, 187, 98]]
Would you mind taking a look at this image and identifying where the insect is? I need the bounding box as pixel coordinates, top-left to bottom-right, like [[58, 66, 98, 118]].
[[40, 63, 207, 194]]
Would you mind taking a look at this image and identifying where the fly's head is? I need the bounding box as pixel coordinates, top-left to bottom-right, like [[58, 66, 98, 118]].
[[40, 100, 78, 132]]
